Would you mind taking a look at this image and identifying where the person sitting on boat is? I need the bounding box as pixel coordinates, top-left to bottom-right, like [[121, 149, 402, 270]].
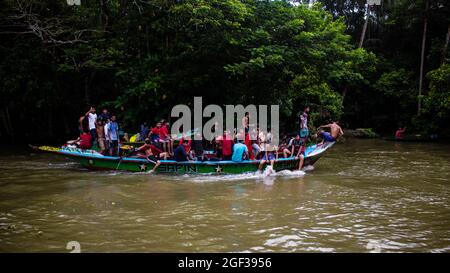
[[232, 137, 249, 162], [148, 122, 163, 148], [212, 135, 223, 160], [222, 130, 234, 161], [244, 127, 254, 160], [78, 130, 93, 150], [139, 122, 149, 142], [317, 121, 344, 144], [173, 141, 192, 162], [255, 128, 267, 160], [250, 127, 261, 159], [295, 139, 308, 170], [278, 135, 292, 158], [258, 131, 275, 172], [395, 127, 406, 139], [287, 134, 304, 158], [296, 150, 306, 171], [192, 132, 205, 161]]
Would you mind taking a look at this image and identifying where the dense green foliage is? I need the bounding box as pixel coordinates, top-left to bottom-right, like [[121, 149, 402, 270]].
[[1, 0, 449, 142]]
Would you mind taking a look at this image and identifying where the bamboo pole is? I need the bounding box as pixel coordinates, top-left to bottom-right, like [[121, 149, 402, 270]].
[[418, 0, 429, 115]]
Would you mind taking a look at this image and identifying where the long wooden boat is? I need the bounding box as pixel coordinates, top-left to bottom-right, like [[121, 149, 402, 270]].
[[30, 142, 335, 174]]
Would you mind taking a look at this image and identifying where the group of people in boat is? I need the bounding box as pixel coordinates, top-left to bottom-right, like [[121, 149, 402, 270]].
[[67, 106, 120, 156], [67, 106, 344, 173]]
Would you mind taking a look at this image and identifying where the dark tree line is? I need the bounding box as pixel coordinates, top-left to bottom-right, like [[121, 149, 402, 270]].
[[1, 0, 449, 143]]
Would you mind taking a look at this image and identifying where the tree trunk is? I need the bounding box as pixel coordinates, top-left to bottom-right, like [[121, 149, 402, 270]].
[[5, 106, 14, 142], [442, 23, 450, 63], [359, 4, 369, 48], [418, 0, 429, 115], [85, 77, 90, 105], [99, 0, 111, 28], [341, 87, 348, 103], [119, 0, 128, 17]]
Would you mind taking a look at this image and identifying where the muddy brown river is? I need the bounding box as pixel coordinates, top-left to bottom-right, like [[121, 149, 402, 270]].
[[0, 139, 449, 252]]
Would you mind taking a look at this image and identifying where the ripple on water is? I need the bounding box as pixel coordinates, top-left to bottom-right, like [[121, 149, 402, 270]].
[[1, 139, 450, 252]]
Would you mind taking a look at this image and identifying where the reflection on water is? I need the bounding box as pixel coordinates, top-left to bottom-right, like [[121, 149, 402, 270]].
[[0, 139, 449, 252]]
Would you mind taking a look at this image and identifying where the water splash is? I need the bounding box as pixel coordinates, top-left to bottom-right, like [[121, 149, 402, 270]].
[[167, 166, 306, 183]]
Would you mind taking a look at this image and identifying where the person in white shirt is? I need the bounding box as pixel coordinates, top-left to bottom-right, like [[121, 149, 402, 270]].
[[85, 106, 97, 145], [104, 118, 111, 153]]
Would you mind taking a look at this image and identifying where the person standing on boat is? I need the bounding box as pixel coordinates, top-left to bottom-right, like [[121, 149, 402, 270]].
[[104, 118, 111, 153], [96, 120, 106, 155], [85, 106, 97, 145], [299, 106, 310, 140], [108, 115, 119, 156], [98, 108, 110, 122], [160, 120, 173, 155], [317, 121, 344, 143]]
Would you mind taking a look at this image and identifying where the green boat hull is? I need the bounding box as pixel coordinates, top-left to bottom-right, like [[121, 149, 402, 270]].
[[32, 142, 334, 174], [70, 155, 321, 174]]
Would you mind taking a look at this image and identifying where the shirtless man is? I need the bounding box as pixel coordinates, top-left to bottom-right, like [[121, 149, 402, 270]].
[[317, 121, 344, 143], [134, 138, 169, 173], [96, 120, 106, 154], [242, 112, 250, 134]]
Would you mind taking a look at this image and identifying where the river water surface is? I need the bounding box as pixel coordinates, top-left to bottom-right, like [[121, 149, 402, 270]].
[[1, 139, 449, 252]]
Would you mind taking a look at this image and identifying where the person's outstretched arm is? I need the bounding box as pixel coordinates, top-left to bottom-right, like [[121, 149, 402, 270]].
[[85, 107, 93, 117], [318, 124, 330, 130]]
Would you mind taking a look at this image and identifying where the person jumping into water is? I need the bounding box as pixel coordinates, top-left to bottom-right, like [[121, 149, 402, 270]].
[[317, 121, 344, 144], [134, 138, 169, 173]]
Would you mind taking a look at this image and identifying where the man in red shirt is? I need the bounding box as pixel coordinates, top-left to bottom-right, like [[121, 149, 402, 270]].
[[159, 120, 173, 155], [78, 131, 92, 149], [149, 122, 161, 142], [395, 127, 406, 139], [222, 131, 234, 160]]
